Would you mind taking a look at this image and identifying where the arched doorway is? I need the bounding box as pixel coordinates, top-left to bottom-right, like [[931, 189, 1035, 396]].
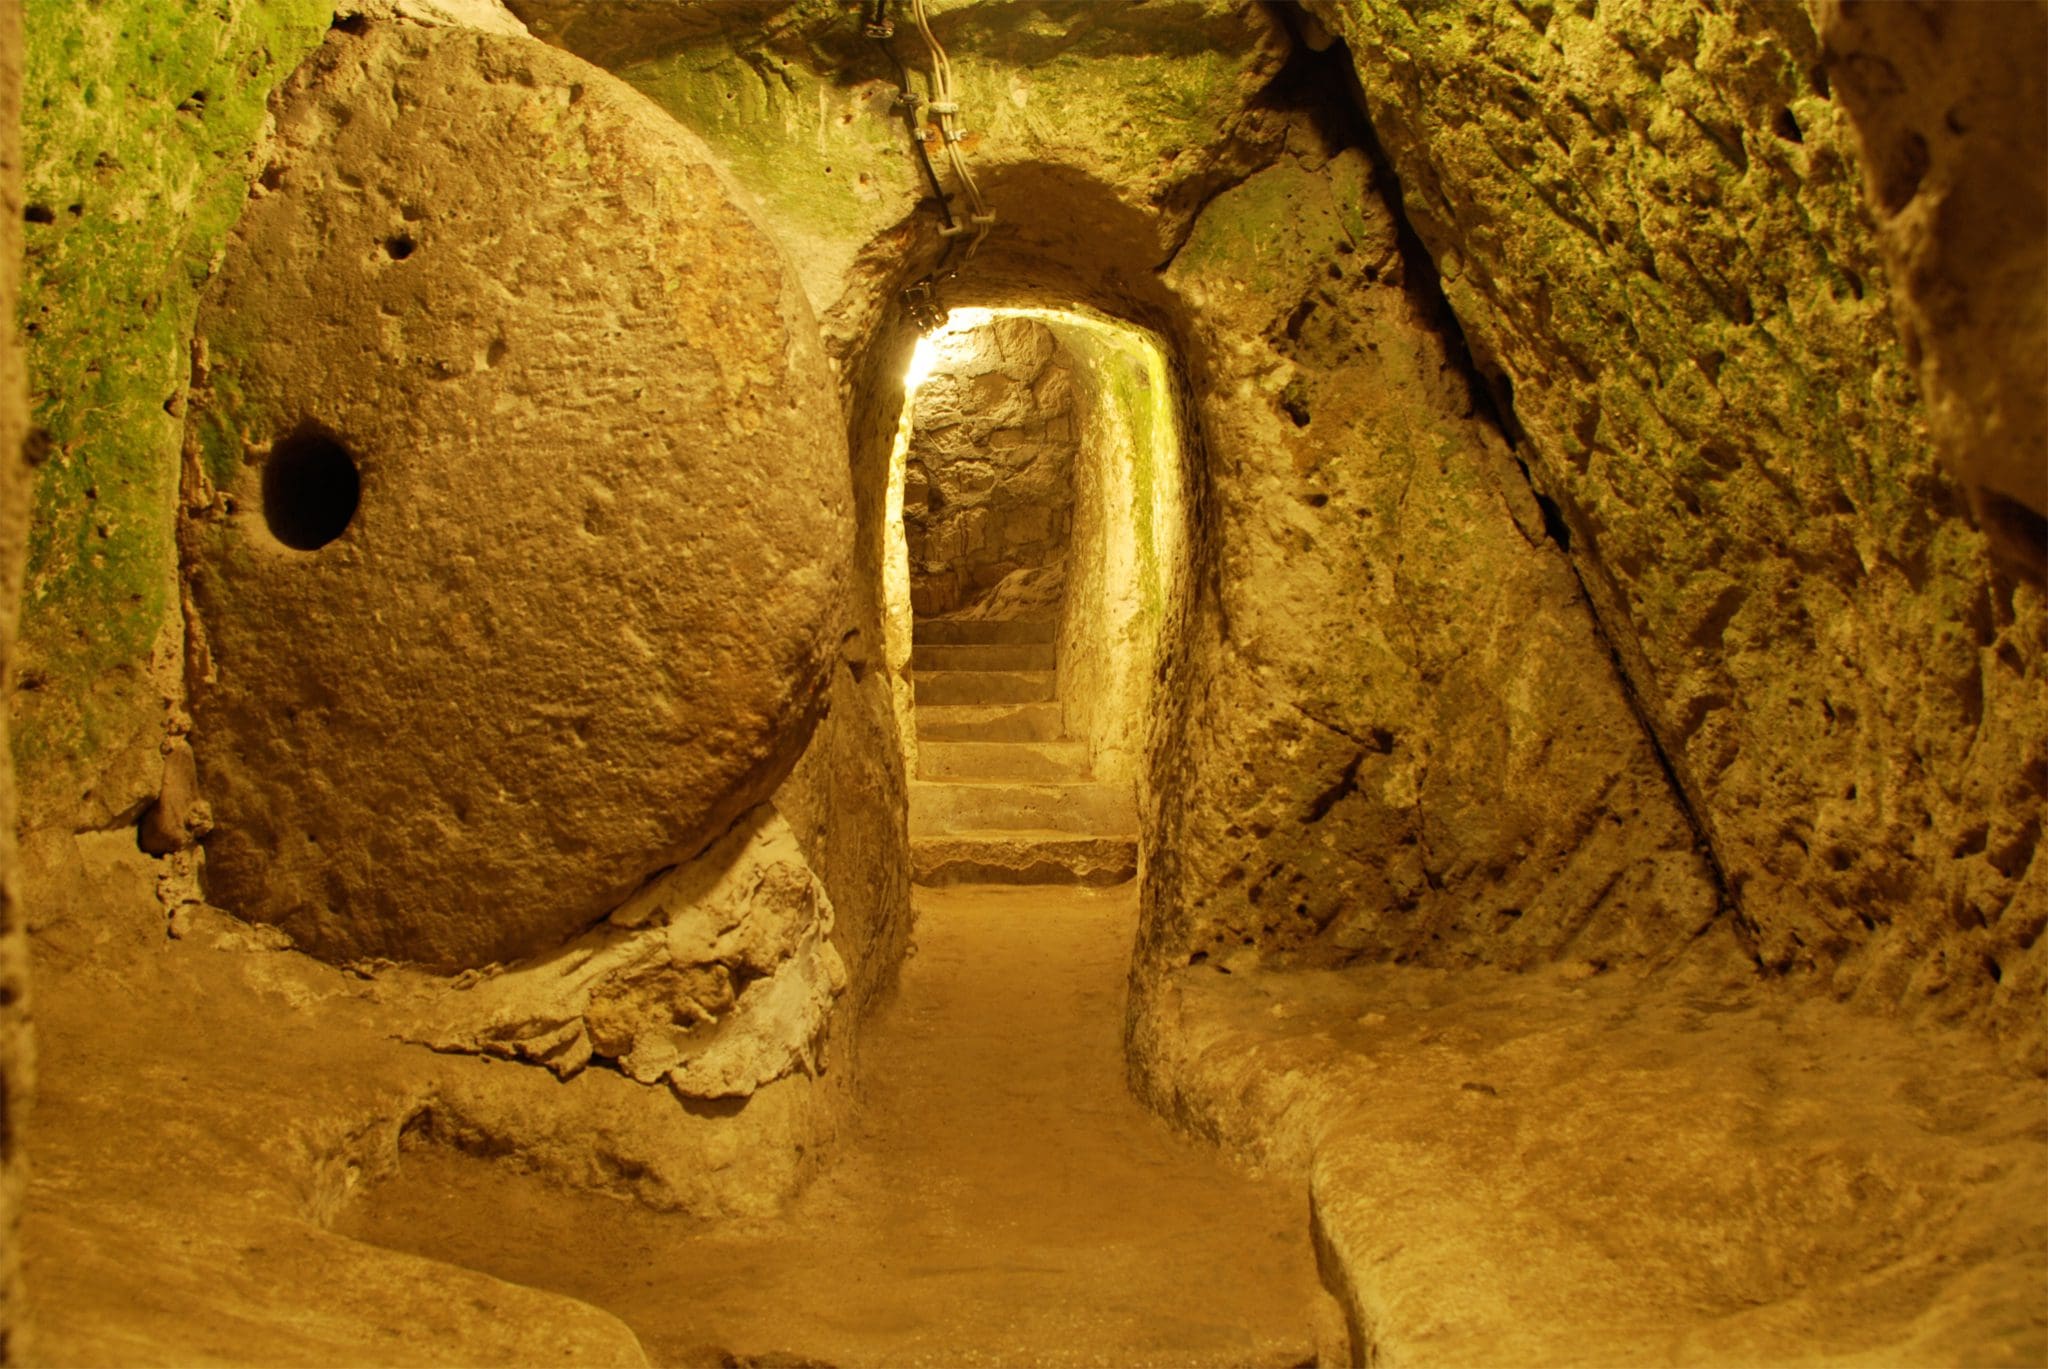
[[883, 306, 1187, 887]]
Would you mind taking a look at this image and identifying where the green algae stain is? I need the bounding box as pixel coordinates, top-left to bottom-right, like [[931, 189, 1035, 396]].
[[1052, 316, 1176, 625], [618, 51, 904, 250], [1169, 166, 1293, 292], [16, 0, 331, 815]]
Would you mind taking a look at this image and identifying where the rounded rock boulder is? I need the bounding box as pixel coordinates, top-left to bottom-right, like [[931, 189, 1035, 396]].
[[181, 23, 851, 970]]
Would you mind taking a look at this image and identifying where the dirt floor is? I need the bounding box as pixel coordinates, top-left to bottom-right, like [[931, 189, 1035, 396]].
[[339, 883, 1335, 1367], [20, 831, 2042, 1366]]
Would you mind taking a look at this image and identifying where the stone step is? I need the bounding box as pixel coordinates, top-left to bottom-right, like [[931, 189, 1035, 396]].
[[910, 780, 1136, 836], [917, 703, 1066, 743], [914, 670, 1056, 706], [911, 642, 1058, 673], [911, 832, 1137, 887], [918, 739, 1090, 783], [912, 618, 1057, 646]]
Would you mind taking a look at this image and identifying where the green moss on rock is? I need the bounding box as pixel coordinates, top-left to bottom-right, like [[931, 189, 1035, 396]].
[[1313, 0, 2048, 1062], [16, 0, 331, 824], [522, 0, 1285, 308], [1060, 322, 1170, 623], [617, 48, 907, 267]]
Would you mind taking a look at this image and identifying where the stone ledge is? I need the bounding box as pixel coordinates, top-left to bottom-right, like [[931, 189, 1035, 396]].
[[912, 833, 1137, 887], [1131, 948, 2048, 1367]]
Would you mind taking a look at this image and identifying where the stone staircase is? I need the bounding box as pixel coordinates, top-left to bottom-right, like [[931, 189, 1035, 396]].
[[909, 619, 1138, 886]]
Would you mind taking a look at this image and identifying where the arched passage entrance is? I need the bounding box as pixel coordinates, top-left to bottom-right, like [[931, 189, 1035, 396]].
[[883, 306, 1187, 887]]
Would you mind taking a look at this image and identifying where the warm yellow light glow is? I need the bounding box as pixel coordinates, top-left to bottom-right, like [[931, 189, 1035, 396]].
[[883, 303, 1184, 799], [882, 389, 919, 771], [903, 334, 941, 394], [903, 308, 1002, 396]]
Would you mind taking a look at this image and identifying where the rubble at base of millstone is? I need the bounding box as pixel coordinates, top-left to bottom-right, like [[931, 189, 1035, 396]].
[[396, 805, 848, 1101]]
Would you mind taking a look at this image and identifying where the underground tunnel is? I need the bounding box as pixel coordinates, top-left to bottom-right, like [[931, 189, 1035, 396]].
[[0, 0, 2044, 1365]]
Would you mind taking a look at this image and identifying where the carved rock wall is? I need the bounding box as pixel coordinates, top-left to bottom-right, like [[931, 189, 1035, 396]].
[[1050, 315, 1185, 791], [1312, 0, 2048, 1065], [905, 317, 1077, 620], [0, 0, 29, 1355], [1141, 120, 1723, 982], [1815, 0, 2048, 586], [13, 0, 335, 831]]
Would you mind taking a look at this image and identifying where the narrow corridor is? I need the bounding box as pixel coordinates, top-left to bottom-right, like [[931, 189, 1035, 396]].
[[909, 615, 1139, 886], [10, 3, 2043, 1363], [343, 884, 1331, 1367]]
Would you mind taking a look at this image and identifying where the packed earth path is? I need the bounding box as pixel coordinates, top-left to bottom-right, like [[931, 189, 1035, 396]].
[[341, 883, 1335, 1368]]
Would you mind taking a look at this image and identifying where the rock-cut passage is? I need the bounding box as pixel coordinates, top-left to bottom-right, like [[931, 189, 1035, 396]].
[[339, 883, 1330, 1367], [909, 618, 1140, 886]]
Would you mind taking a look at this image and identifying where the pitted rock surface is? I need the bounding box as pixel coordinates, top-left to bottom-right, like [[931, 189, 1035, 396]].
[[905, 318, 1078, 619], [1144, 144, 1721, 980], [399, 807, 848, 1099], [1817, 0, 2048, 586], [182, 23, 849, 970], [1308, 0, 2048, 1064]]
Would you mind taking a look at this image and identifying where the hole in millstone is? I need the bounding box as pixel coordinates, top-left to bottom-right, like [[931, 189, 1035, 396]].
[[384, 233, 417, 261], [262, 426, 361, 551]]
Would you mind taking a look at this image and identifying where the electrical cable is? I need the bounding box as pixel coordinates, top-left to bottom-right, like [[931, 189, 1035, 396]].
[[866, 0, 956, 238], [908, 0, 994, 258], [863, 0, 995, 328]]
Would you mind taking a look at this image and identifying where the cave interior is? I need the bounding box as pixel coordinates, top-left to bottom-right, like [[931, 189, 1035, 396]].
[[0, 0, 2043, 1365]]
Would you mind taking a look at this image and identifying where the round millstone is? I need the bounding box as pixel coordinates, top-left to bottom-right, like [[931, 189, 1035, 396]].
[[182, 23, 850, 970]]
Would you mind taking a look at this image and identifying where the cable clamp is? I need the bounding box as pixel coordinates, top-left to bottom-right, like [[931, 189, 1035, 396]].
[[925, 100, 959, 114], [901, 279, 946, 332], [863, 20, 895, 37]]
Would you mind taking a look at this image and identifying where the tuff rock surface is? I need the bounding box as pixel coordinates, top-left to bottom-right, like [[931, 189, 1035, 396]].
[[8, 0, 2045, 1361], [0, 0, 28, 1354], [405, 807, 848, 1100], [504, 0, 1294, 312], [911, 833, 1135, 887], [181, 22, 850, 969], [1040, 313, 1183, 791], [1816, 0, 2048, 587], [13, 0, 339, 831], [905, 316, 1076, 619], [1312, 0, 2048, 1064], [1145, 123, 1723, 978], [20, 813, 850, 1365], [1134, 948, 2048, 1367]]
